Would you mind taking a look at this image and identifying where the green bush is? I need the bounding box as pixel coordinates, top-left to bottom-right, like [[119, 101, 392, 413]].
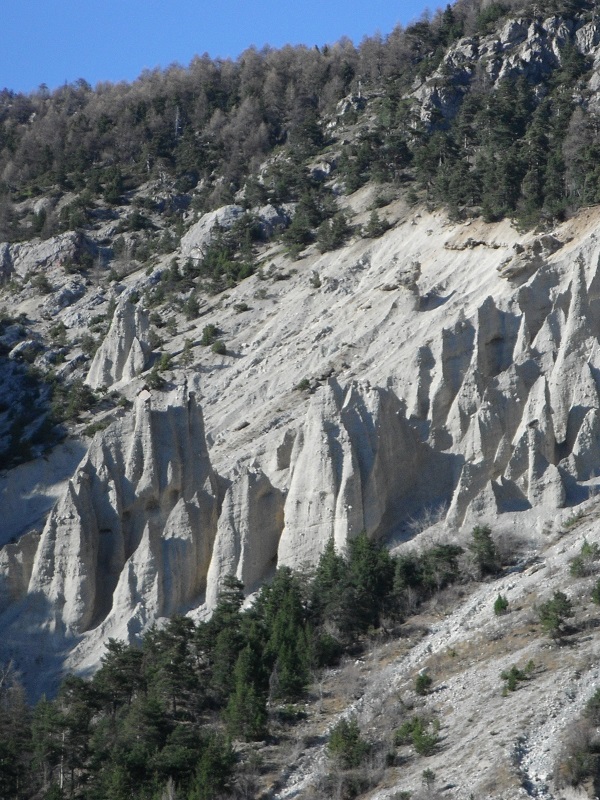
[[476, 3, 508, 33], [469, 525, 501, 577], [538, 591, 574, 639], [328, 717, 370, 768], [183, 295, 200, 320], [570, 539, 600, 578], [363, 210, 390, 238], [200, 324, 218, 346], [146, 364, 166, 389], [316, 212, 351, 253], [211, 340, 227, 356], [180, 338, 194, 367], [500, 665, 528, 693], [394, 716, 439, 756], [31, 273, 52, 294], [494, 594, 509, 615], [415, 672, 433, 696]]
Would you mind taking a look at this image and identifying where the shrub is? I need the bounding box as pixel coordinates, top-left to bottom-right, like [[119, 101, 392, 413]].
[[395, 716, 439, 756], [494, 594, 509, 615], [200, 324, 218, 346], [309, 271, 322, 289], [157, 352, 172, 371], [316, 212, 351, 253], [363, 210, 390, 238], [183, 295, 200, 320], [538, 591, 574, 639], [328, 717, 370, 768], [469, 524, 501, 577], [31, 273, 52, 294], [180, 338, 194, 367], [49, 321, 67, 346], [477, 3, 508, 33], [415, 672, 432, 696], [500, 665, 528, 693], [569, 539, 600, 578], [211, 340, 227, 355], [146, 365, 166, 389], [80, 333, 99, 357], [50, 378, 97, 423]]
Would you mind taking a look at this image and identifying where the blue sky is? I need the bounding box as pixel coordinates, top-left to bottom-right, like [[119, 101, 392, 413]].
[[1, 1, 434, 94]]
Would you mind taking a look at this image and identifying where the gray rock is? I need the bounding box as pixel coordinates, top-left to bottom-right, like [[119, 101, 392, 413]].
[[256, 204, 291, 238], [42, 280, 86, 316], [85, 298, 150, 390], [8, 339, 43, 362], [180, 204, 245, 260], [0, 324, 26, 348]]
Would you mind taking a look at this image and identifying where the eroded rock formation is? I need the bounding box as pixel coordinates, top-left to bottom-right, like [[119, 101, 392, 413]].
[[85, 298, 151, 389], [6, 203, 600, 693]]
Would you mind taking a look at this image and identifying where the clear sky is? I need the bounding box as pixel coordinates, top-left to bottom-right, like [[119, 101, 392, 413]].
[[1, 0, 435, 94]]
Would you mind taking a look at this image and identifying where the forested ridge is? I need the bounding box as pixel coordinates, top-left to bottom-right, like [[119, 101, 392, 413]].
[[2, 0, 600, 246]]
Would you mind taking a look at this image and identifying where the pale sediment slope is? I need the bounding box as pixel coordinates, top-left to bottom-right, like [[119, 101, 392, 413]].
[[4, 203, 600, 698]]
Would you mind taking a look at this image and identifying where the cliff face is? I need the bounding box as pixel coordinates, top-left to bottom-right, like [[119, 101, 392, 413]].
[[6, 5, 600, 696], [0, 385, 220, 685], [6, 196, 600, 692]]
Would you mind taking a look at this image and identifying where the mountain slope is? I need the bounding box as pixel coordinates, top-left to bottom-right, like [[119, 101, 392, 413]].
[[3, 3, 600, 798]]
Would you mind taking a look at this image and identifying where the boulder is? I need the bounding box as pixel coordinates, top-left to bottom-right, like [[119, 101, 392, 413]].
[[180, 205, 245, 261]]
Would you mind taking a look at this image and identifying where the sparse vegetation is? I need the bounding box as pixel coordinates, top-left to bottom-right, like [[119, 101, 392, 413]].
[[569, 539, 600, 577], [469, 524, 501, 577], [538, 591, 575, 640], [200, 323, 218, 346], [3, 3, 600, 798], [294, 377, 311, 391], [395, 715, 440, 756], [328, 716, 371, 768], [494, 593, 509, 615], [500, 662, 533, 694], [415, 672, 433, 696]]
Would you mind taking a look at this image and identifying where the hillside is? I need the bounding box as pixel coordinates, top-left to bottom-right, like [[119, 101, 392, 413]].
[[2, 1, 600, 798]]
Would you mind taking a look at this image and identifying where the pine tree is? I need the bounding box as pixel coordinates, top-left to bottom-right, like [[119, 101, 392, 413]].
[[225, 643, 268, 740], [262, 568, 311, 700], [207, 576, 245, 703], [469, 525, 500, 577]]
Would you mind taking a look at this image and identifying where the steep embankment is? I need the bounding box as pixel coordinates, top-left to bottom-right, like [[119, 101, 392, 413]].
[[3, 197, 600, 707]]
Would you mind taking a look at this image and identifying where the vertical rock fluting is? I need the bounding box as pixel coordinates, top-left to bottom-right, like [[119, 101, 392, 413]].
[[276, 380, 435, 566], [22, 385, 220, 637], [8, 231, 600, 691], [437, 254, 600, 526], [204, 469, 285, 612]]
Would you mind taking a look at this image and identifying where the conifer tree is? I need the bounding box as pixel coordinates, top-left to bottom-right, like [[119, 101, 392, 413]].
[[225, 643, 268, 740]]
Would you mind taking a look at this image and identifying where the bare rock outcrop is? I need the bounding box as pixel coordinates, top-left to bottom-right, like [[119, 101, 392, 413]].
[[204, 468, 284, 612], [85, 298, 150, 389], [1, 387, 220, 657], [180, 205, 245, 261], [1, 232, 86, 279], [277, 380, 443, 566]]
